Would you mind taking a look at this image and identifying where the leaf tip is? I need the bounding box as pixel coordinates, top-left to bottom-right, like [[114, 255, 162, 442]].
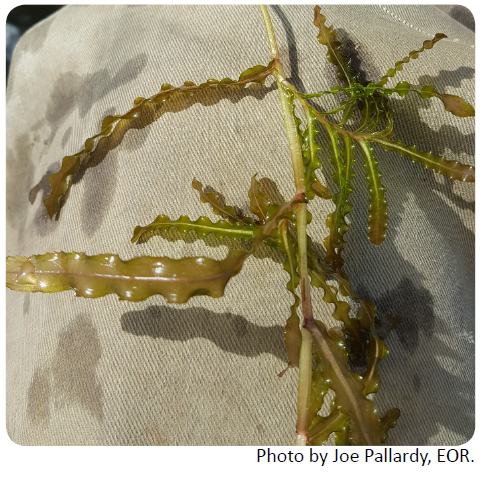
[[439, 93, 475, 117]]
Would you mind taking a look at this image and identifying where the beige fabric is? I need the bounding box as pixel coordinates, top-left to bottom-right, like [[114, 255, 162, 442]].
[[435, 5, 475, 32], [6, 5, 474, 445]]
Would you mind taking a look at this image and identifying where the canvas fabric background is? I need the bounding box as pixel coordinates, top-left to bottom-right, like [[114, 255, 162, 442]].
[[6, 5, 474, 446]]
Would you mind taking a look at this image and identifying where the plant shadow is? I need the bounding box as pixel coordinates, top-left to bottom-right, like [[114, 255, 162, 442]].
[[120, 305, 287, 363]]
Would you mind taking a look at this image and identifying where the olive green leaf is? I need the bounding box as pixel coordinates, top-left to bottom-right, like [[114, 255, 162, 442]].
[[383, 82, 474, 118], [43, 61, 276, 219], [306, 321, 381, 446], [309, 410, 349, 446], [322, 127, 355, 270], [378, 33, 447, 86], [6, 250, 248, 304], [247, 174, 272, 223], [192, 178, 249, 225], [302, 107, 332, 200], [438, 93, 475, 117], [279, 219, 301, 368], [308, 356, 330, 425], [313, 6, 359, 87], [131, 214, 258, 244], [379, 408, 401, 443], [371, 136, 475, 182], [355, 139, 388, 246]]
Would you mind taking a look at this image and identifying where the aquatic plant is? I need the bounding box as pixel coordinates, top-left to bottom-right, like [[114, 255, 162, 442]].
[[6, 6, 474, 445]]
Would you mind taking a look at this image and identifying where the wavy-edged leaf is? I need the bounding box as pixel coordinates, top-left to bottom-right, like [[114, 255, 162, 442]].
[[302, 107, 332, 200], [307, 242, 394, 442], [370, 136, 475, 182], [438, 93, 475, 117], [279, 219, 301, 367], [376, 94, 395, 137], [334, 423, 351, 446], [355, 90, 394, 138], [43, 61, 276, 218], [378, 80, 411, 98], [316, 263, 387, 395], [306, 321, 381, 446], [355, 139, 388, 246], [309, 410, 348, 446], [313, 6, 359, 87], [300, 85, 345, 99], [6, 250, 248, 303], [247, 174, 271, 223], [320, 123, 354, 270], [311, 182, 332, 200], [308, 356, 330, 424], [370, 93, 394, 135], [358, 97, 376, 133], [192, 178, 251, 225], [380, 408, 401, 444], [336, 278, 389, 396], [362, 338, 389, 395], [308, 249, 378, 332], [384, 82, 475, 118], [43, 155, 82, 219], [310, 268, 366, 365], [252, 193, 305, 250], [309, 270, 351, 326], [131, 214, 258, 243], [9, 194, 304, 305], [378, 33, 447, 86]]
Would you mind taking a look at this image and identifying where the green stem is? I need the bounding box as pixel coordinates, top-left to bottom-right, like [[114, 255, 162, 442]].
[[259, 4, 314, 446]]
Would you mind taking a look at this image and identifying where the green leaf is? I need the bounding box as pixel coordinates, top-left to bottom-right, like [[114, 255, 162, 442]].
[[44, 154, 82, 219], [411, 84, 474, 118], [255, 197, 304, 254], [378, 33, 447, 86], [326, 268, 378, 332], [309, 410, 348, 446], [310, 259, 390, 395], [302, 107, 332, 200], [300, 85, 345, 99], [362, 338, 389, 395], [355, 139, 388, 246], [418, 84, 438, 99], [313, 7, 359, 87], [370, 136, 475, 182], [321, 124, 354, 270], [192, 178, 250, 225], [251, 192, 306, 250], [279, 219, 301, 368], [319, 260, 390, 397], [306, 322, 382, 446], [357, 92, 394, 136], [310, 268, 366, 365], [308, 356, 330, 423], [309, 270, 351, 326], [384, 81, 411, 98], [6, 250, 248, 303], [380, 408, 401, 444], [131, 214, 258, 243], [8, 193, 305, 305], [375, 94, 395, 137], [438, 93, 475, 117], [43, 61, 276, 219], [237, 63, 276, 85], [247, 174, 271, 223]]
